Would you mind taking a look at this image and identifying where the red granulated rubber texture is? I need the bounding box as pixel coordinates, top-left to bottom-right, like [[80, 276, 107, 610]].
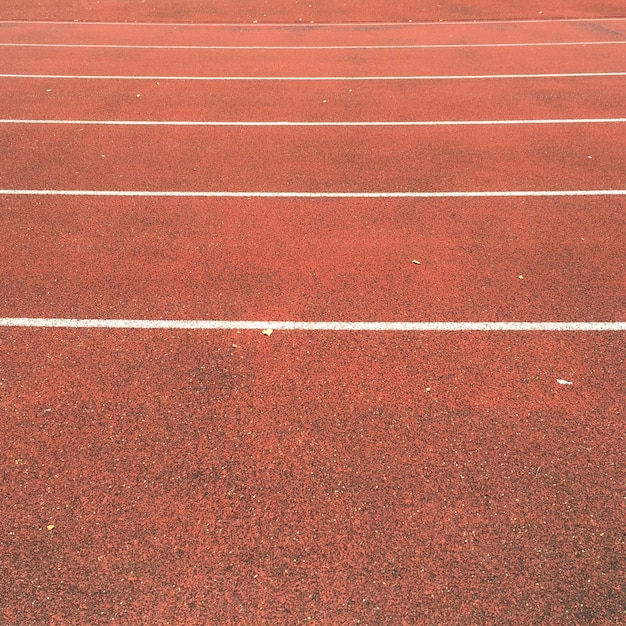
[[1, 0, 625, 22], [0, 330, 624, 624]]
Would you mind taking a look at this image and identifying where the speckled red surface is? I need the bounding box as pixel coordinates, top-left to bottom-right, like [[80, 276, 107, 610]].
[[1, 76, 624, 124], [1, 10, 625, 626], [4, 39, 626, 75], [0, 0, 625, 22], [1, 331, 625, 624], [1, 124, 625, 191], [2, 20, 626, 45], [0, 196, 624, 323]]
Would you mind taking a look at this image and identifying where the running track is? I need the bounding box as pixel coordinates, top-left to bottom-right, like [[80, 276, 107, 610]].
[[0, 11, 625, 626]]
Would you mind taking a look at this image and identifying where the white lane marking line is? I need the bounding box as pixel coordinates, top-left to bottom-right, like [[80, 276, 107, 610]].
[[1, 41, 624, 49], [1, 72, 625, 81], [1, 190, 625, 197], [0, 319, 624, 331], [2, 118, 625, 126], [1, 17, 625, 25]]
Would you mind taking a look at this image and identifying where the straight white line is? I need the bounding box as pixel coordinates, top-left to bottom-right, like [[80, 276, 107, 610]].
[[1, 190, 625, 197], [0, 41, 624, 49], [1, 17, 625, 25], [1, 72, 625, 81], [0, 318, 623, 331], [2, 118, 625, 126]]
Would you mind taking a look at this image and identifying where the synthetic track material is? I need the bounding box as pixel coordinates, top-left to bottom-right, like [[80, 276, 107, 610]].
[[1, 196, 624, 322], [0, 15, 624, 626], [2, 76, 624, 122], [1, 19, 626, 46], [1, 0, 626, 21], [2, 42, 626, 76], [1, 124, 625, 191], [2, 331, 624, 623]]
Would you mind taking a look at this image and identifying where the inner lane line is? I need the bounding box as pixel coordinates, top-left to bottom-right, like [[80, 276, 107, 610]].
[[1, 17, 625, 25], [2, 72, 625, 80], [0, 319, 624, 331], [1, 41, 624, 49], [2, 119, 624, 126], [1, 190, 625, 197]]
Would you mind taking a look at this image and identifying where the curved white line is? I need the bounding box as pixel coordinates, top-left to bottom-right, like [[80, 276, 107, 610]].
[[1, 72, 625, 80], [0, 17, 625, 26], [1, 190, 625, 197], [0, 41, 624, 49], [1, 118, 625, 126], [0, 318, 624, 331]]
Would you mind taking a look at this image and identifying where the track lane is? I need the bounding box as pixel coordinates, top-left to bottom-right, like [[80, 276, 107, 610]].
[[1, 330, 623, 623], [0, 196, 623, 322], [3, 42, 625, 77], [2, 76, 624, 122], [1, 1, 626, 22], [1, 20, 625, 47], [0, 124, 623, 191], [1, 11, 625, 626]]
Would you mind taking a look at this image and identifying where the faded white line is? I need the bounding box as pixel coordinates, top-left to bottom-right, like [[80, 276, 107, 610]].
[[1, 17, 625, 25], [0, 318, 623, 331], [1, 72, 625, 81], [1, 190, 625, 197], [0, 41, 624, 49], [1, 118, 625, 126]]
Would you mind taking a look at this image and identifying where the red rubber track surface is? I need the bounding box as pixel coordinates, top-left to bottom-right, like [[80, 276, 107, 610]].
[[1, 13, 625, 626], [1, 124, 624, 191], [1, 0, 625, 22], [3, 41, 626, 76], [1, 20, 625, 46], [0, 197, 624, 322], [1, 331, 624, 624], [1, 76, 624, 122]]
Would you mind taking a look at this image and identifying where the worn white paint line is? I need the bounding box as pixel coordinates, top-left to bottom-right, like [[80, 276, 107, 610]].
[[2, 118, 625, 126], [1, 190, 625, 197], [1, 72, 625, 81], [1, 17, 625, 25], [0, 41, 624, 49], [0, 318, 624, 331]]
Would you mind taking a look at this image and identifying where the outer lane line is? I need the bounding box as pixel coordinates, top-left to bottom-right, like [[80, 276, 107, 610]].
[[1, 72, 625, 81], [1, 41, 624, 49], [1, 190, 625, 197], [2, 118, 625, 126], [0, 319, 623, 331], [1, 17, 625, 25]]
